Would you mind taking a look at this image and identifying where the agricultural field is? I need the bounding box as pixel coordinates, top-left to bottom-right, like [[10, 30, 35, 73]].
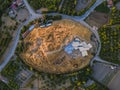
[[28, 0, 96, 16], [27, 0, 61, 12], [1, 56, 32, 89], [60, 0, 96, 16], [1, 58, 21, 89], [0, 81, 11, 90], [0, 14, 18, 62], [99, 7, 120, 64], [21, 66, 93, 90], [99, 25, 120, 64], [0, 0, 12, 26], [85, 11, 109, 28]]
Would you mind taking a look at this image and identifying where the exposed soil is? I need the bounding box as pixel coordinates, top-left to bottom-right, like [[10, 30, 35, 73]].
[[85, 11, 109, 28], [20, 19, 93, 74]]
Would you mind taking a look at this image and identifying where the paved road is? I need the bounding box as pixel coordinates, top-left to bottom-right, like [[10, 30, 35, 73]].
[[0, 0, 42, 72], [23, 0, 41, 19], [73, 0, 104, 20], [0, 18, 29, 72]]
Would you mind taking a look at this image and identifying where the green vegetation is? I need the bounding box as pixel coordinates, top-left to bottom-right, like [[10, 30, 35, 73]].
[[0, 0, 12, 26], [1, 57, 26, 89], [95, 1, 110, 13], [28, 0, 96, 16], [0, 81, 11, 90], [36, 65, 93, 89], [86, 81, 108, 90], [60, 0, 96, 16], [109, 7, 120, 25], [113, 0, 120, 4], [99, 7, 120, 64], [44, 14, 62, 21], [32, 65, 107, 90], [0, 31, 12, 57], [0, 0, 13, 58], [99, 25, 120, 63], [27, 0, 61, 11]]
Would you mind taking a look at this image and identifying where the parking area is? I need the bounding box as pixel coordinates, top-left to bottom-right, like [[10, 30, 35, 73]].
[[92, 62, 117, 86], [108, 70, 120, 90]]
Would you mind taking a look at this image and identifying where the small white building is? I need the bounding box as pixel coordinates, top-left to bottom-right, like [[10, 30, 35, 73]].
[[40, 24, 46, 28], [81, 51, 88, 57], [29, 25, 35, 31], [71, 38, 92, 57], [46, 23, 52, 27]]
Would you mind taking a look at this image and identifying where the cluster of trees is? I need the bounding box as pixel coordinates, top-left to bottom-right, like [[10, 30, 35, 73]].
[[38, 66, 93, 89], [59, 0, 77, 15], [0, 31, 12, 57], [60, 0, 96, 16], [86, 81, 108, 90], [1, 59, 23, 89], [99, 25, 120, 64], [99, 7, 120, 64], [113, 0, 120, 4], [109, 7, 120, 25], [0, 0, 12, 26], [28, 0, 61, 11], [36, 65, 107, 89], [28, 0, 96, 16], [0, 81, 11, 90], [95, 1, 110, 13], [44, 14, 62, 21]]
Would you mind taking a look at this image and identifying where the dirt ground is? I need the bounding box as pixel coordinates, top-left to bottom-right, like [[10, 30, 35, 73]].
[[16, 8, 29, 22], [85, 11, 109, 28], [2, 15, 16, 28], [21, 19, 94, 74], [116, 2, 120, 10], [75, 0, 92, 12]]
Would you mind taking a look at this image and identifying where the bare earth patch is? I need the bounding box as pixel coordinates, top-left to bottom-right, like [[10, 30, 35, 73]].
[[85, 11, 109, 28], [20, 19, 93, 74], [75, 0, 92, 12], [16, 8, 29, 22], [2, 15, 16, 27]]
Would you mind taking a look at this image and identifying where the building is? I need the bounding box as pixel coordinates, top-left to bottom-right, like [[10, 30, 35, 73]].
[[107, 0, 113, 8], [22, 30, 30, 38], [9, 10, 17, 18], [71, 38, 92, 57], [16, 0, 23, 6], [28, 25, 35, 31]]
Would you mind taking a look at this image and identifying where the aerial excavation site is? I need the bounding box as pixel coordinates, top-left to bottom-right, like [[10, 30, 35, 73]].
[[0, 0, 120, 90], [20, 19, 96, 74]]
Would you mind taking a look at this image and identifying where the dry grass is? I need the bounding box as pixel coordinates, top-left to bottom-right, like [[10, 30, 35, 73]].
[[21, 19, 93, 74]]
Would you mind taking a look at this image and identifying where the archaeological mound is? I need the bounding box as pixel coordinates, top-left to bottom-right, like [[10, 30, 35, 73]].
[[20, 19, 94, 74]]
